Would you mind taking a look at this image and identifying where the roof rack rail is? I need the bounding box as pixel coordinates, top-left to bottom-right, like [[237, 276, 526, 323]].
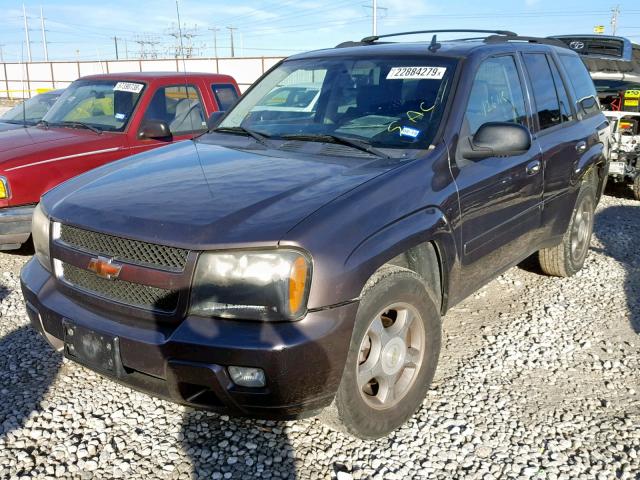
[[361, 29, 517, 44], [484, 35, 568, 48]]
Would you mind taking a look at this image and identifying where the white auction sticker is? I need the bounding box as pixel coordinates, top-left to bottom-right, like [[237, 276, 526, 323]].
[[113, 82, 144, 93], [387, 67, 447, 80]]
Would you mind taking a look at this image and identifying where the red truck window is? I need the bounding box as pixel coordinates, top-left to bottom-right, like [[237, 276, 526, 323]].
[[212, 84, 239, 111], [143, 85, 207, 135]]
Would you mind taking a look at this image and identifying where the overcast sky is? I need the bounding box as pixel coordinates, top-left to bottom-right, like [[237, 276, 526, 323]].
[[1, 0, 639, 62]]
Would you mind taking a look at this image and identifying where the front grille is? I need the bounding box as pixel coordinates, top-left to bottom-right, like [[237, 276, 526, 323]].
[[59, 224, 189, 271], [61, 263, 179, 313]]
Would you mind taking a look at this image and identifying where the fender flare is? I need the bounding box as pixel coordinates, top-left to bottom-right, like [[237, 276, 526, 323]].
[[344, 206, 458, 311]]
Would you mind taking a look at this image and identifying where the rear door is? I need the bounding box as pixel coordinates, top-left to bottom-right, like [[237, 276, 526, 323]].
[[453, 54, 544, 291]]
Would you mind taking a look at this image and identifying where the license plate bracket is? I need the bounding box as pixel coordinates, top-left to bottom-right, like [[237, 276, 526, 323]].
[[63, 320, 124, 377]]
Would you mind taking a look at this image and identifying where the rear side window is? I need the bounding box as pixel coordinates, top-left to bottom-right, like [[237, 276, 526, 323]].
[[558, 54, 600, 116], [523, 53, 562, 130], [548, 58, 574, 123], [212, 84, 239, 111], [465, 55, 527, 134]]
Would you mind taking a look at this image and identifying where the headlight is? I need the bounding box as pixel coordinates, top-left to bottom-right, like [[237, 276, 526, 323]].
[[32, 203, 51, 272], [0, 177, 10, 200], [190, 249, 312, 321]]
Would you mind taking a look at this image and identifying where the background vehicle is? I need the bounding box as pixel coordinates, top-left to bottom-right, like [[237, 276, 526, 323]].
[[0, 90, 63, 132], [604, 111, 640, 199], [0, 72, 240, 250], [22, 31, 607, 439]]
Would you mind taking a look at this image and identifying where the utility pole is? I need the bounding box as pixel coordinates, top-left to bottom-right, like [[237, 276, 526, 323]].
[[373, 0, 377, 36], [208, 27, 219, 58], [124, 39, 129, 59], [113, 37, 120, 60], [227, 26, 237, 57], [23, 4, 32, 62], [364, 1, 387, 36], [40, 7, 48, 61], [611, 5, 620, 36]]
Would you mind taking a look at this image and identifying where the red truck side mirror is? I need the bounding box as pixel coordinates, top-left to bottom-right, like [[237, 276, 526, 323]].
[[138, 120, 172, 140]]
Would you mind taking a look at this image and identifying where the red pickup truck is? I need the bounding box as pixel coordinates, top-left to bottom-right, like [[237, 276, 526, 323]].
[[0, 72, 240, 250]]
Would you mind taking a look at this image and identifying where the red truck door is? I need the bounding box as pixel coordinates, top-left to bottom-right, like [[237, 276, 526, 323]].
[[131, 82, 211, 155]]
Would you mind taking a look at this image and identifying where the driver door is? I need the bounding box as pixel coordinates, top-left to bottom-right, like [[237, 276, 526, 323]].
[[453, 54, 544, 293]]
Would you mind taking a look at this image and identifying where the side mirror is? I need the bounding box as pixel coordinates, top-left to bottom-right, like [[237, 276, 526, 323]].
[[461, 122, 532, 160], [207, 111, 226, 130], [138, 120, 171, 140], [579, 96, 599, 115]]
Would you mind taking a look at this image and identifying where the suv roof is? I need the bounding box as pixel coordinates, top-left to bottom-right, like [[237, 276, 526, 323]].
[[288, 30, 575, 61]]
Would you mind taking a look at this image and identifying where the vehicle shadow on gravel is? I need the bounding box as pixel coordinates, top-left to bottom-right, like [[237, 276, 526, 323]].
[[150, 288, 332, 479], [0, 326, 62, 442], [593, 204, 640, 333]]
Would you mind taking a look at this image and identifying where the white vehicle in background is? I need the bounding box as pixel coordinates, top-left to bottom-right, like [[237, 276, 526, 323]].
[[251, 83, 321, 113], [604, 111, 640, 199]]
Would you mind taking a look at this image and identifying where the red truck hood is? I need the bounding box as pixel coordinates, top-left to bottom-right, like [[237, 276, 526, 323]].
[[0, 126, 121, 170]]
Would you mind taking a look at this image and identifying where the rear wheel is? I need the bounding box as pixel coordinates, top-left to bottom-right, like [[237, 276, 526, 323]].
[[322, 266, 441, 439], [539, 177, 596, 277]]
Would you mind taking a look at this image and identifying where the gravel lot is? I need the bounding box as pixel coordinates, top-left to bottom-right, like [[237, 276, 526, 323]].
[[1, 191, 639, 480]]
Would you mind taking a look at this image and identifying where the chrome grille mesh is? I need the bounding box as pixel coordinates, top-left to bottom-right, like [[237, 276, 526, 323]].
[[61, 263, 179, 313], [59, 224, 189, 271]]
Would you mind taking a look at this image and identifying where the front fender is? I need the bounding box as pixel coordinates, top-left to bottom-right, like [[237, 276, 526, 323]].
[[344, 206, 457, 305]]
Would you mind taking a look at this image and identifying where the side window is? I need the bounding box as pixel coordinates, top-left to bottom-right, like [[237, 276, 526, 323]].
[[212, 84, 239, 111], [549, 57, 574, 123], [464, 56, 527, 135], [523, 53, 562, 130], [558, 54, 600, 116], [143, 85, 206, 136]]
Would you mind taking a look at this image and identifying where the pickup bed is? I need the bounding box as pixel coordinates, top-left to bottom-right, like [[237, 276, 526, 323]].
[[0, 72, 240, 249]]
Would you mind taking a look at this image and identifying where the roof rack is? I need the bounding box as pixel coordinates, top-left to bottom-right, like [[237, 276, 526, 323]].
[[484, 35, 568, 48], [360, 29, 517, 44]]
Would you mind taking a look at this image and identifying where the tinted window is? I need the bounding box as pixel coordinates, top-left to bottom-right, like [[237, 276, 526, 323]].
[[144, 85, 206, 135], [558, 54, 600, 115], [523, 53, 562, 130], [212, 84, 239, 111], [465, 56, 527, 134], [549, 58, 574, 122]]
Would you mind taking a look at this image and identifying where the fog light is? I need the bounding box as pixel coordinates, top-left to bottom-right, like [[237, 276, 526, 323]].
[[228, 366, 266, 388]]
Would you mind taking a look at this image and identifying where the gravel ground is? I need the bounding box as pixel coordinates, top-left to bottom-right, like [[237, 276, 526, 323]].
[[1, 191, 639, 480]]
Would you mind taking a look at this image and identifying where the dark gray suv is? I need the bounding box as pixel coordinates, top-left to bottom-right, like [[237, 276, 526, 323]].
[[21, 30, 608, 439]]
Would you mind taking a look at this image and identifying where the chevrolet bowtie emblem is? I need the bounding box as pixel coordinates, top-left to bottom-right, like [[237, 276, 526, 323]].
[[88, 256, 123, 280]]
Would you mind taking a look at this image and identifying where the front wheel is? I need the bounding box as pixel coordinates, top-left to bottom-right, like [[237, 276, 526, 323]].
[[322, 266, 441, 439], [539, 177, 596, 277]]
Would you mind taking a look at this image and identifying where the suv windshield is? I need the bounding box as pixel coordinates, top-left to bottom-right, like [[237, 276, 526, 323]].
[[218, 56, 457, 151], [42, 80, 146, 132], [1, 92, 60, 125]]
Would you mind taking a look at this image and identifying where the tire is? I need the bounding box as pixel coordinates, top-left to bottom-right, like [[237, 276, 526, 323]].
[[633, 176, 640, 201], [538, 176, 596, 277], [321, 266, 441, 439]]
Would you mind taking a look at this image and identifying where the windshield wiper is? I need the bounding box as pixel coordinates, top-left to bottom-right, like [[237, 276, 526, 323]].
[[280, 133, 390, 159], [56, 121, 103, 134], [213, 126, 270, 147]]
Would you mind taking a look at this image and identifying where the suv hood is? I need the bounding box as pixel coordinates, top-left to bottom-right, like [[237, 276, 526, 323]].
[[45, 140, 405, 249]]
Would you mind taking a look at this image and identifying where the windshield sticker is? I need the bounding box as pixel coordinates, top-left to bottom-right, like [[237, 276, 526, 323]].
[[399, 126, 420, 139], [387, 67, 447, 80], [115, 113, 126, 120], [113, 82, 144, 94]]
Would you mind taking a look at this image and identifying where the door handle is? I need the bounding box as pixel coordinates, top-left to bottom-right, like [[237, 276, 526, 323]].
[[526, 160, 541, 176], [576, 141, 587, 153]]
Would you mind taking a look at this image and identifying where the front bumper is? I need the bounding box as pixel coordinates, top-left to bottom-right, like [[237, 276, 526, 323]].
[[20, 258, 358, 419], [0, 204, 35, 249]]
